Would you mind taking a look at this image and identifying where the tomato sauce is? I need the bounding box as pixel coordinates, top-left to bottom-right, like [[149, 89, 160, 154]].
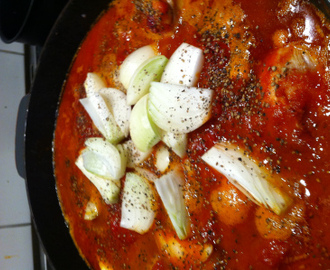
[[54, 0, 330, 269]]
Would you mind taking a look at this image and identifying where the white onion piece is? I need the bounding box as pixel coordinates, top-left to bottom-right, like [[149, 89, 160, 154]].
[[84, 137, 127, 180], [80, 93, 124, 143], [99, 88, 131, 137], [119, 45, 156, 89], [76, 155, 121, 204], [127, 55, 168, 105], [84, 72, 106, 97], [116, 143, 128, 177], [122, 140, 152, 168], [84, 201, 99, 220], [134, 167, 158, 182], [202, 143, 292, 215], [148, 82, 213, 133], [289, 46, 317, 71], [120, 172, 157, 234], [154, 169, 190, 240], [161, 43, 204, 87], [155, 145, 170, 172], [155, 231, 213, 264], [81, 150, 113, 179], [130, 94, 161, 152], [162, 132, 187, 158]]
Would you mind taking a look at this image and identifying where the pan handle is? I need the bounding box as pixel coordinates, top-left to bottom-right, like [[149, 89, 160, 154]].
[[15, 93, 31, 179]]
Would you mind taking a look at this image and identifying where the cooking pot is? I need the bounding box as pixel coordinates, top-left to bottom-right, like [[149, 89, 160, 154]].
[[15, 0, 330, 269]]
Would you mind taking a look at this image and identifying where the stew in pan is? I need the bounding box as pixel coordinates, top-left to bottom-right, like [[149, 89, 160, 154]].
[[54, 0, 330, 269]]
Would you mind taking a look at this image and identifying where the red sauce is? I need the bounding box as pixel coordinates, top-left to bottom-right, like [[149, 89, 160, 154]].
[[54, 0, 330, 269]]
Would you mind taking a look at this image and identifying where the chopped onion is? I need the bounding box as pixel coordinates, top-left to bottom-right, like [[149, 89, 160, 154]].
[[129, 94, 162, 152], [155, 145, 170, 172], [155, 231, 213, 264], [83, 137, 127, 180], [120, 172, 157, 234], [84, 72, 106, 97], [80, 93, 124, 143], [161, 43, 204, 87], [122, 140, 152, 168], [119, 45, 156, 89], [134, 167, 158, 182], [202, 142, 292, 215], [148, 82, 213, 133], [116, 143, 128, 174], [76, 155, 121, 204], [162, 132, 187, 158], [84, 201, 99, 220], [81, 150, 112, 178], [127, 55, 168, 105], [154, 168, 190, 239], [99, 88, 131, 137], [289, 46, 317, 71]]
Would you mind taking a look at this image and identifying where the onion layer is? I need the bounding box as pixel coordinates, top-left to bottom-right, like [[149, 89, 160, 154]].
[[148, 82, 213, 133]]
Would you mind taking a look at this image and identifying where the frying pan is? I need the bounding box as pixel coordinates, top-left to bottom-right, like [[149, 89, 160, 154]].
[[15, 0, 111, 269], [15, 0, 330, 270]]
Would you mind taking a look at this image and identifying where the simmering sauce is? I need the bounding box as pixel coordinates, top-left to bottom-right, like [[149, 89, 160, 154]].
[[54, 0, 330, 269]]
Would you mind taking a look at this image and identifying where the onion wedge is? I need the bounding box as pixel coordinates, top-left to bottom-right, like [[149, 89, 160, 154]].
[[161, 43, 204, 86], [134, 167, 158, 183], [154, 168, 190, 240], [162, 132, 187, 158], [202, 142, 292, 215], [148, 82, 213, 133], [80, 93, 124, 144], [84, 72, 106, 97], [122, 140, 152, 168], [119, 45, 156, 89], [127, 55, 168, 105], [83, 137, 127, 180], [155, 230, 213, 265], [130, 94, 162, 152], [99, 88, 131, 137], [120, 172, 157, 234], [155, 145, 170, 172], [76, 155, 121, 204]]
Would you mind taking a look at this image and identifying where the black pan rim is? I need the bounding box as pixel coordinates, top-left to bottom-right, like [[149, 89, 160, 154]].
[[24, 0, 111, 269]]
